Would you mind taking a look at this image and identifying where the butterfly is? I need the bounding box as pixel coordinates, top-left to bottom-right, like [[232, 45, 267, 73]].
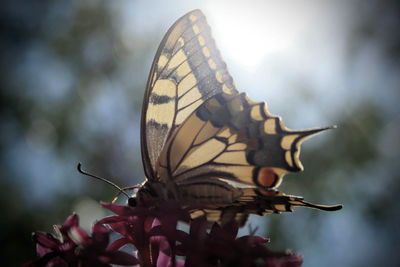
[[131, 9, 342, 226]]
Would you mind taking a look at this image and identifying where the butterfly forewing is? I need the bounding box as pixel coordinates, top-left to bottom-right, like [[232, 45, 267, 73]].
[[141, 9, 238, 180]]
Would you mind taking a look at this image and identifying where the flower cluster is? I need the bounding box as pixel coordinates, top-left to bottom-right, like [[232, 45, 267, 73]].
[[25, 200, 302, 267], [22, 213, 138, 267]]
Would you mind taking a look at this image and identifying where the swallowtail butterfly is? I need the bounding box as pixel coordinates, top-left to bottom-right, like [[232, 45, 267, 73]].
[[131, 9, 341, 226]]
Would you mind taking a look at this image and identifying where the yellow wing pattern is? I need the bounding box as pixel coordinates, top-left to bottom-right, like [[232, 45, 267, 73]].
[[154, 92, 341, 225], [141, 9, 238, 180], [136, 9, 342, 226]]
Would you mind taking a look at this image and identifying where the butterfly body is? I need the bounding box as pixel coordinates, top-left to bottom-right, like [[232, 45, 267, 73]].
[[131, 9, 341, 226]]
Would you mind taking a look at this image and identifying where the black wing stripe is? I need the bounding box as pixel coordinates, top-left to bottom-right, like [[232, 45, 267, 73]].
[[169, 118, 209, 174], [156, 17, 217, 85]]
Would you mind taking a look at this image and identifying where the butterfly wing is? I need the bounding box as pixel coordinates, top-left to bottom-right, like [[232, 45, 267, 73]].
[[141, 9, 238, 180], [157, 92, 328, 186], [190, 189, 341, 226], [155, 92, 342, 225]]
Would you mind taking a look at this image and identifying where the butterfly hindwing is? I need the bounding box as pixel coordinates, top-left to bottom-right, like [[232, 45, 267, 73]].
[[174, 179, 341, 226], [141, 9, 238, 180], [154, 92, 341, 225], [183, 185, 340, 226], [156, 92, 328, 186]]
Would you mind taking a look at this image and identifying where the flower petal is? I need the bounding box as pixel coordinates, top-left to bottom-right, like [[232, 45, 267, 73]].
[[68, 226, 90, 246], [63, 214, 79, 228], [34, 232, 60, 249], [91, 223, 110, 249]]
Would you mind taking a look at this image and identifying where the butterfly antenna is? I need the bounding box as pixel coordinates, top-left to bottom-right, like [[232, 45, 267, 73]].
[[77, 163, 130, 199]]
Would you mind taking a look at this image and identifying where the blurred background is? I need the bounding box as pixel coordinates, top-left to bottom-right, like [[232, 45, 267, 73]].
[[1, 0, 399, 266]]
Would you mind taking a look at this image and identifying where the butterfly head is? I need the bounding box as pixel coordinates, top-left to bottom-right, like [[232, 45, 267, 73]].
[[127, 180, 168, 207]]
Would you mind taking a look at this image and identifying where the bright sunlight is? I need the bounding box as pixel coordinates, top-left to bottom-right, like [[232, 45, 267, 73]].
[[205, 1, 318, 67]]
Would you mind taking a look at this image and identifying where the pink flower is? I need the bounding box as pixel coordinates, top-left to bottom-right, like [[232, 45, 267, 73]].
[[25, 200, 303, 266], [24, 214, 138, 267], [100, 200, 303, 266]]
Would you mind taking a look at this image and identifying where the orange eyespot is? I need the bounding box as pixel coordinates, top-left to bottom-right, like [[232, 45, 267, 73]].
[[257, 168, 277, 188]]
